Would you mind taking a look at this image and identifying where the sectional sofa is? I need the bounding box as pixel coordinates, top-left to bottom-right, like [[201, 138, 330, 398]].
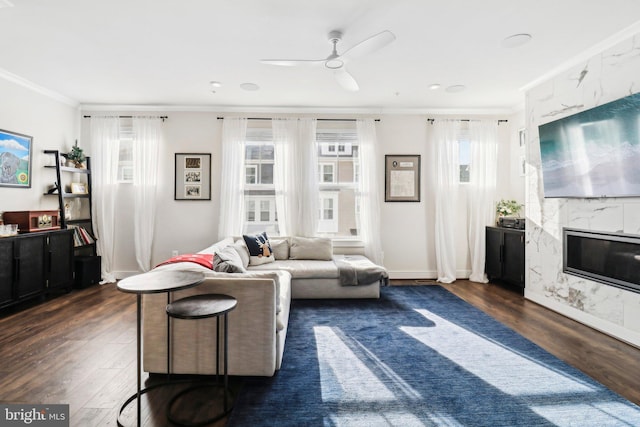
[[142, 235, 388, 377]]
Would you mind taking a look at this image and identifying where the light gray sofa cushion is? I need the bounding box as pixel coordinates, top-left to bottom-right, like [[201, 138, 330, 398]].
[[270, 238, 289, 260], [233, 239, 250, 269], [289, 236, 332, 260], [213, 245, 247, 273], [248, 259, 338, 279]]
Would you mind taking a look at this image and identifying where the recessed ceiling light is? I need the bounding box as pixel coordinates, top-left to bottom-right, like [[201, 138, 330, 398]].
[[445, 85, 466, 93], [429, 84, 441, 90], [209, 81, 222, 88], [501, 33, 532, 48], [240, 82, 260, 91]]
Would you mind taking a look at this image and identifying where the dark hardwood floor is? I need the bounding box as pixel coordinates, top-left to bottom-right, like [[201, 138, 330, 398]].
[[0, 279, 638, 426]]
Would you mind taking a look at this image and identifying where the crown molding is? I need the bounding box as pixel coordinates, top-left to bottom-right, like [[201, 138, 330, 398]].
[[80, 103, 517, 117], [520, 20, 640, 93], [0, 67, 78, 107]]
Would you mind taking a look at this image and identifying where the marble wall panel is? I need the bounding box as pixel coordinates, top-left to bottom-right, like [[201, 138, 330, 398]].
[[525, 31, 640, 345]]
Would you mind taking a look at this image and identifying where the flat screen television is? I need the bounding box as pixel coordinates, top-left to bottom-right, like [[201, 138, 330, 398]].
[[538, 92, 640, 198]]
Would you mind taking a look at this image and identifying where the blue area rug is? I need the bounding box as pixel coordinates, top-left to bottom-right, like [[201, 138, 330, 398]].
[[228, 286, 640, 426]]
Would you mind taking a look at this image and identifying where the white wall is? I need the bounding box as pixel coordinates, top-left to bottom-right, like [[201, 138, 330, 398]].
[[0, 78, 78, 218], [80, 111, 222, 276], [80, 111, 520, 279], [525, 32, 640, 347]]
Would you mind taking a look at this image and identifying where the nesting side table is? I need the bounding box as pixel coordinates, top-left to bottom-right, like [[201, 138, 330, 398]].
[[165, 293, 237, 425], [116, 270, 205, 427]]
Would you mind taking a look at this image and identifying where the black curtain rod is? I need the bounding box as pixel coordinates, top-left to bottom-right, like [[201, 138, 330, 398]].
[[83, 115, 168, 121], [426, 118, 508, 124], [216, 117, 380, 122]]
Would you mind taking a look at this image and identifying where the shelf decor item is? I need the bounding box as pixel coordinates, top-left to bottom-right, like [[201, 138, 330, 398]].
[[0, 129, 32, 188], [65, 140, 86, 168], [496, 199, 522, 224], [2, 210, 60, 232], [70, 182, 87, 194]]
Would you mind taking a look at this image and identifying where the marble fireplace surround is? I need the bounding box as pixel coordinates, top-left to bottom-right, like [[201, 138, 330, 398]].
[[525, 31, 640, 348], [563, 227, 640, 294]]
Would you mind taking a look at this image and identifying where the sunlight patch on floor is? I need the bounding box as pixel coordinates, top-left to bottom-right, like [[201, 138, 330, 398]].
[[402, 308, 597, 396], [314, 326, 395, 402], [531, 402, 640, 426], [324, 411, 427, 427]]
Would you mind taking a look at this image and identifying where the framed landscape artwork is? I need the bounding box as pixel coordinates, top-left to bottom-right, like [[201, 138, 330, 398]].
[[0, 129, 33, 188], [174, 153, 211, 200], [385, 154, 420, 202]]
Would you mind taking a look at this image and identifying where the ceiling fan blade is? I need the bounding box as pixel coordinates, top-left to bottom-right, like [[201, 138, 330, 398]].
[[260, 59, 324, 67], [334, 68, 359, 92], [342, 30, 396, 60]]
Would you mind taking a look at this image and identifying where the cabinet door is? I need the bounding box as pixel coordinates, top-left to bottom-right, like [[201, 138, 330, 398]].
[[503, 230, 525, 287], [15, 234, 46, 299], [0, 238, 14, 306], [48, 230, 74, 291], [485, 227, 503, 280]]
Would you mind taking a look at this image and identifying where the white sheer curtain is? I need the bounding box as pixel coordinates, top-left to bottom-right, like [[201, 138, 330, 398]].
[[356, 119, 383, 265], [295, 118, 318, 236], [272, 118, 318, 236], [467, 120, 499, 282], [273, 118, 296, 237], [432, 120, 462, 283], [218, 118, 247, 240], [90, 117, 120, 283], [131, 117, 162, 271]]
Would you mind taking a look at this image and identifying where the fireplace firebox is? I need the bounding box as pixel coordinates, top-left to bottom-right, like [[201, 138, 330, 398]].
[[563, 228, 640, 294]]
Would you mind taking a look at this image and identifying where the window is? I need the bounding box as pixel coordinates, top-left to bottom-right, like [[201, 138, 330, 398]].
[[245, 141, 274, 186], [245, 196, 278, 234], [459, 139, 470, 183], [118, 124, 133, 183], [244, 128, 278, 235], [245, 165, 257, 184], [240, 126, 360, 239], [316, 128, 359, 238], [319, 163, 335, 183], [318, 192, 339, 233]]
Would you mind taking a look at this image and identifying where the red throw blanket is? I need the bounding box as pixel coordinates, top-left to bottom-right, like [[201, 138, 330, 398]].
[[155, 253, 214, 269]]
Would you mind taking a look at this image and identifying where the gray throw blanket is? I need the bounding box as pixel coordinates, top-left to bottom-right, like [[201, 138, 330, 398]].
[[334, 255, 389, 286]]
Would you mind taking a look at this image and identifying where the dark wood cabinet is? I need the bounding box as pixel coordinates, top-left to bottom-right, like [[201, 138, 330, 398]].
[[47, 229, 75, 291], [485, 226, 525, 290], [0, 238, 14, 307], [0, 229, 74, 310], [14, 234, 47, 299]]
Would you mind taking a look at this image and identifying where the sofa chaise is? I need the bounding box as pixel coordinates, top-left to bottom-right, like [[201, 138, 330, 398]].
[[142, 235, 388, 377]]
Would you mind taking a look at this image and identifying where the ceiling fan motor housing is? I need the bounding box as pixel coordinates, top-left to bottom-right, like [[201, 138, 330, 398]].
[[325, 30, 344, 69]]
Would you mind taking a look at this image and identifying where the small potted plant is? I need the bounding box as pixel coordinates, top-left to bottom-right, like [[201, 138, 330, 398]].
[[496, 199, 522, 222], [65, 141, 86, 168]]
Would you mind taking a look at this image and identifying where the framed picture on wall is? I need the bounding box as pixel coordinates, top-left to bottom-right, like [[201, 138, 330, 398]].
[[385, 154, 421, 202], [174, 153, 211, 200], [0, 129, 32, 188]]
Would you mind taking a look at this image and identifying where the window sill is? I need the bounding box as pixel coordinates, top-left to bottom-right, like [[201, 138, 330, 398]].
[[332, 238, 364, 248]]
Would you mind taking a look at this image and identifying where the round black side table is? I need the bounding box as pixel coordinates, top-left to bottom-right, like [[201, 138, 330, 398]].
[[116, 270, 205, 427], [165, 294, 237, 426]]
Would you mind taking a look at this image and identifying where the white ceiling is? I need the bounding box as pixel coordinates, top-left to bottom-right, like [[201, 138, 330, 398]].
[[1, 0, 640, 112]]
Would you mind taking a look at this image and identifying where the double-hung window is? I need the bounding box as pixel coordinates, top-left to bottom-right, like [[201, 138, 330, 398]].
[[316, 128, 359, 238], [243, 128, 278, 235], [240, 125, 361, 239]]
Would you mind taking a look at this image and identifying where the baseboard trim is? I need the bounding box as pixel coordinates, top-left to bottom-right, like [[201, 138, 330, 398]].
[[525, 290, 640, 349]]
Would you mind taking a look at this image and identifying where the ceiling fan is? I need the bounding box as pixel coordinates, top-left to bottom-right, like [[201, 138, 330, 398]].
[[260, 30, 396, 92]]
